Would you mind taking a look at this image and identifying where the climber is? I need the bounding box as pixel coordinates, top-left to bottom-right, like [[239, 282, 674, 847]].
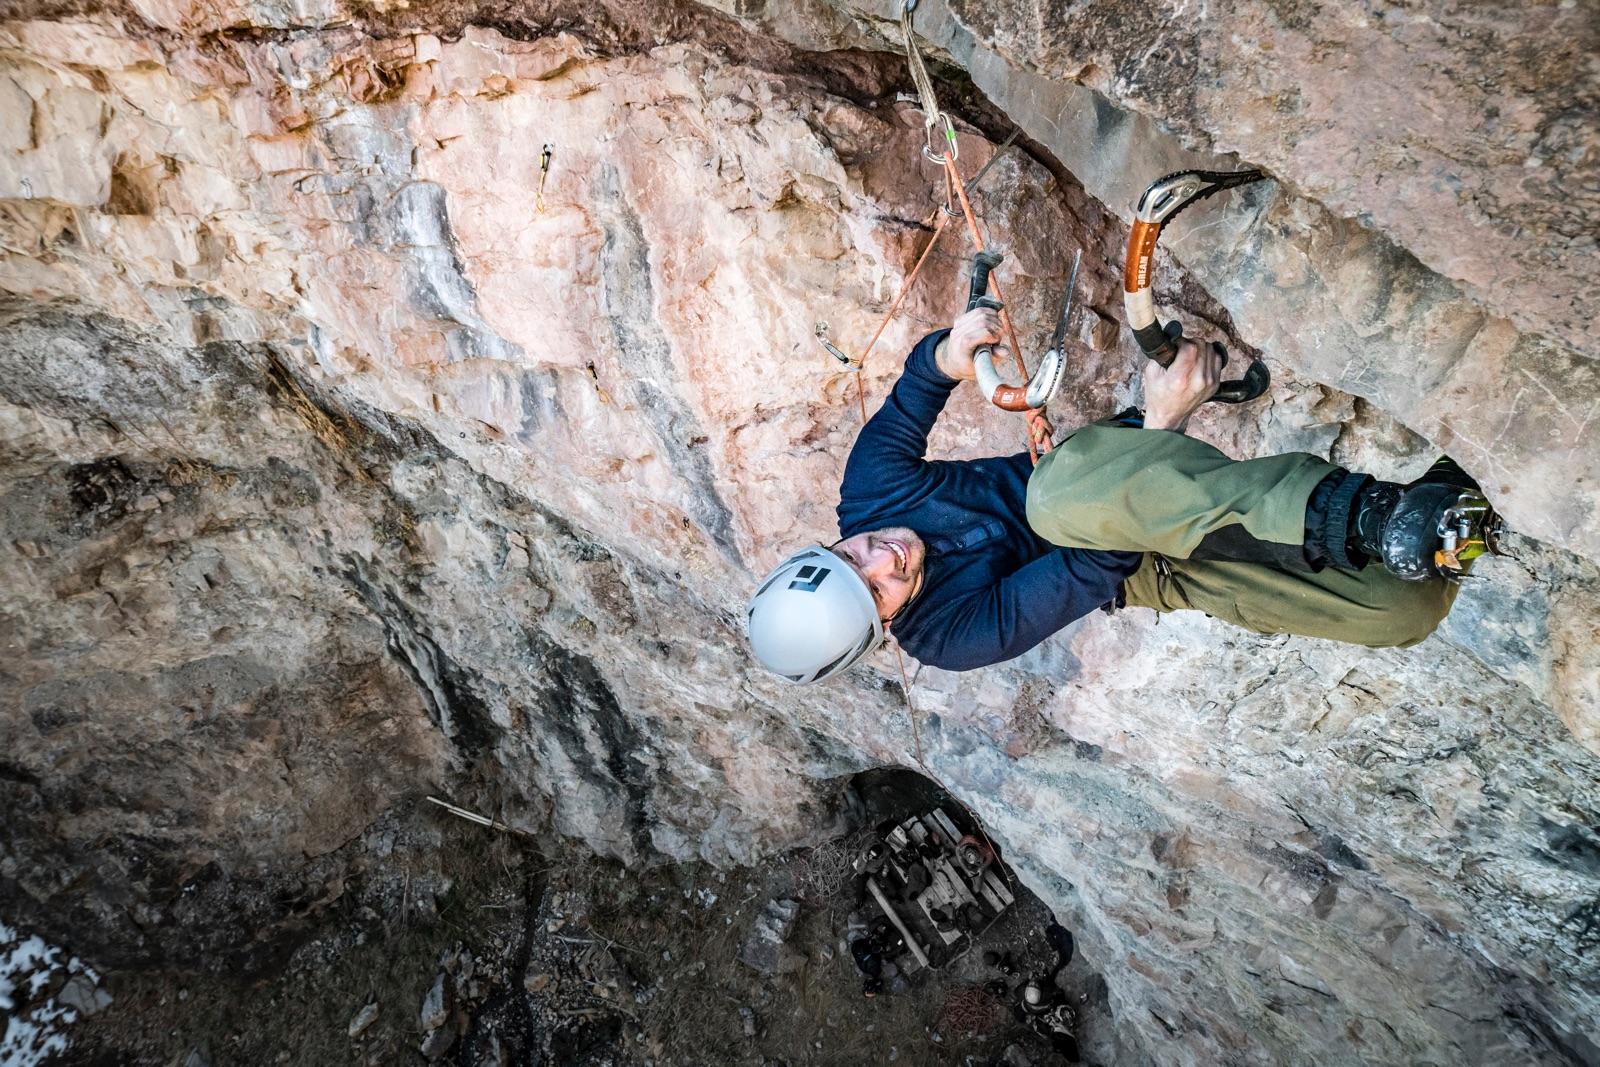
[[746, 308, 1502, 682]]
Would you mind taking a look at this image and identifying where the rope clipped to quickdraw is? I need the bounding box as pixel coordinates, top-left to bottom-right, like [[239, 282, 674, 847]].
[[830, 2, 1053, 460], [846, 210, 953, 423], [900, 1, 959, 168]]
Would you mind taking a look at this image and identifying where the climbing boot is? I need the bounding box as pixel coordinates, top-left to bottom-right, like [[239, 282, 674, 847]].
[[1350, 459, 1504, 582], [1379, 483, 1503, 581], [1347, 480, 1402, 566], [1408, 455, 1480, 492]]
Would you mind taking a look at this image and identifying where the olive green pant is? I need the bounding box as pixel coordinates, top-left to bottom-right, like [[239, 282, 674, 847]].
[[1025, 424, 1457, 648]]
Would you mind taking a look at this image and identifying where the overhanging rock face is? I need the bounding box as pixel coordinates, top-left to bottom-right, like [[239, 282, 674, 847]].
[[736, 0, 1600, 563], [1, 2, 1598, 1064]]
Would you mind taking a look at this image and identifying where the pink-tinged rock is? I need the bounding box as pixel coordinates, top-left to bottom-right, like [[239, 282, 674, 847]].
[[0, 18, 162, 68], [752, 1, 1600, 564], [923, 0, 1598, 358]]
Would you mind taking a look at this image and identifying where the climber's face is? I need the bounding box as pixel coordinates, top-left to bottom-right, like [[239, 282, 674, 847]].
[[831, 527, 926, 623]]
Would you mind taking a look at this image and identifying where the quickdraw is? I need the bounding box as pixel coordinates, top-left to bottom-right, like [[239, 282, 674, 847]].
[[1123, 169, 1272, 405], [815, 322, 857, 368], [536, 143, 553, 215]]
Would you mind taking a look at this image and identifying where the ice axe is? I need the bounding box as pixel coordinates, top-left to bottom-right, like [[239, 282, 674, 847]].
[[964, 250, 1066, 412], [1123, 169, 1271, 405]]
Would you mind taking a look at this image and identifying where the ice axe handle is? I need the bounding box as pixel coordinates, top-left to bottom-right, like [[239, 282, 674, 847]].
[[1155, 321, 1270, 405], [966, 251, 1005, 313]]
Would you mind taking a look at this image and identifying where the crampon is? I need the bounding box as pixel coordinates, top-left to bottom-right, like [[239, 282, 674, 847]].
[[1380, 484, 1508, 582]]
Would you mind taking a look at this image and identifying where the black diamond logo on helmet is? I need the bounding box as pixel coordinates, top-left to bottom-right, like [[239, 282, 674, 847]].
[[788, 565, 830, 593]]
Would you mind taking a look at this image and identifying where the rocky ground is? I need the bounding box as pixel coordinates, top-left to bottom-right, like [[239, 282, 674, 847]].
[[35, 778, 1125, 1067]]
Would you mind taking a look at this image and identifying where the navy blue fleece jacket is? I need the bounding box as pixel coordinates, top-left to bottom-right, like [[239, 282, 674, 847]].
[[836, 330, 1142, 671]]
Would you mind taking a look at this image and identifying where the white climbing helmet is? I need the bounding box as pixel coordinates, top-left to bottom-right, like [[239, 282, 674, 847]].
[[747, 545, 883, 684]]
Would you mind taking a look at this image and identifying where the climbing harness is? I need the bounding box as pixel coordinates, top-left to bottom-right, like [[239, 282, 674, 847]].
[[1123, 169, 1272, 405]]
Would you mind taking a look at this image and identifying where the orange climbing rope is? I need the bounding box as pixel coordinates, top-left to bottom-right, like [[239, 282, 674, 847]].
[[938, 152, 1054, 460], [851, 207, 953, 424]]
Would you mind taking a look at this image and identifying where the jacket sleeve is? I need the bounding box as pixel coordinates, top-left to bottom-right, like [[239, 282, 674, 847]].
[[900, 548, 1142, 672], [839, 329, 955, 508]]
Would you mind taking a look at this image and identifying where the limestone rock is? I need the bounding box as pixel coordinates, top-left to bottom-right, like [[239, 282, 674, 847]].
[[54, 973, 113, 1017], [0, 4, 1596, 1067], [739, 0, 1600, 561], [420, 1026, 456, 1060], [738, 898, 801, 974], [420, 972, 451, 1031], [347, 1001, 379, 1038]]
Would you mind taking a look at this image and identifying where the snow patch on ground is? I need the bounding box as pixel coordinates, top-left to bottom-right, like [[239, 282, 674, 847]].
[[1, 919, 106, 1067]]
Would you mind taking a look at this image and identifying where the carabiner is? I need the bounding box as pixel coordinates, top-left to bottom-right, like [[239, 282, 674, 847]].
[[815, 323, 860, 369], [922, 113, 959, 165]]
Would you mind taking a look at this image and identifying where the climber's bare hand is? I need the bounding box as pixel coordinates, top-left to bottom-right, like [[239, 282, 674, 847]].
[[939, 307, 1005, 383], [1143, 339, 1220, 432]]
